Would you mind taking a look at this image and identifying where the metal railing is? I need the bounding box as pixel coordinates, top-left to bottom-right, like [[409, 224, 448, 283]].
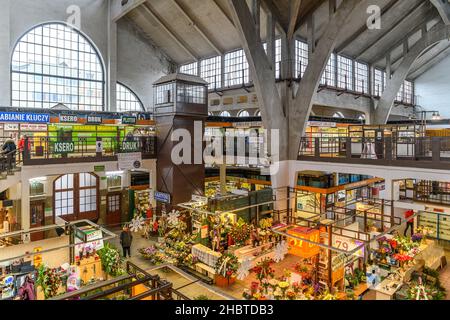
[[18, 135, 156, 165], [298, 136, 450, 169]]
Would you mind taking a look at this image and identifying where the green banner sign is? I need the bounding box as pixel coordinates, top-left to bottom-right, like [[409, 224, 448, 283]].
[[122, 116, 137, 125], [121, 141, 139, 152], [54, 141, 75, 154]]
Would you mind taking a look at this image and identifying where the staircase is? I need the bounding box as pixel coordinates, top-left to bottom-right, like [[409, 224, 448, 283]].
[[0, 166, 21, 193]]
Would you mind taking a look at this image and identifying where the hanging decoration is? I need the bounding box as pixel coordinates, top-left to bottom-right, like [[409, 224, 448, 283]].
[[129, 215, 145, 233], [168, 210, 180, 227], [237, 258, 252, 281], [273, 240, 289, 263]]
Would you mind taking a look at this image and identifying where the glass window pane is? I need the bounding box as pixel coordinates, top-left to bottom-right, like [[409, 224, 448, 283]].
[[11, 23, 104, 110]]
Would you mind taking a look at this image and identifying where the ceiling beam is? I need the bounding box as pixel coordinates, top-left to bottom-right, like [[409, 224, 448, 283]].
[[409, 43, 450, 79], [335, 0, 399, 54], [170, 0, 223, 56], [368, 11, 437, 64], [287, 0, 302, 40], [211, 0, 235, 27], [356, 1, 428, 60], [260, 0, 288, 32], [430, 0, 450, 25], [140, 2, 198, 61], [112, 0, 147, 22]]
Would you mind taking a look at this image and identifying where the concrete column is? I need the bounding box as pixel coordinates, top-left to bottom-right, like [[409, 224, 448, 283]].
[[21, 180, 30, 231], [374, 23, 450, 124], [219, 163, 227, 195], [107, 2, 118, 111], [266, 12, 276, 69], [0, 0, 11, 106]]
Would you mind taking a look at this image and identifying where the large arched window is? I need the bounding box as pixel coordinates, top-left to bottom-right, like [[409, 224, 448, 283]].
[[116, 82, 144, 112], [54, 173, 99, 221], [220, 111, 231, 117], [238, 110, 250, 117], [11, 23, 104, 110]]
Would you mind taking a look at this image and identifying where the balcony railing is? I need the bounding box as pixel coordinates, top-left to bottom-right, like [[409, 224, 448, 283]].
[[298, 136, 450, 170], [21, 135, 157, 166]]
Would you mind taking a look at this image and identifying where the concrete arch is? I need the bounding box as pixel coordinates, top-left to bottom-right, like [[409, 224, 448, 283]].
[[374, 23, 450, 124]]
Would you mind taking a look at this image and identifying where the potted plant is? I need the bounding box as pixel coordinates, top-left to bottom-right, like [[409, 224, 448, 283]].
[[97, 243, 125, 278], [215, 252, 239, 287], [36, 264, 63, 299]]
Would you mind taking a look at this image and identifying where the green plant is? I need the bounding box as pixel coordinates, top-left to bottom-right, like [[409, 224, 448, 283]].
[[36, 264, 63, 299], [194, 295, 210, 300], [215, 252, 239, 279], [98, 243, 125, 277]]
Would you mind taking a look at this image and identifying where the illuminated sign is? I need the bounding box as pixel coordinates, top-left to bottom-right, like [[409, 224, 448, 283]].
[[122, 116, 137, 125], [287, 227, 320, 258], [154, 191, 171, 204], [0, 112, 49, 123]]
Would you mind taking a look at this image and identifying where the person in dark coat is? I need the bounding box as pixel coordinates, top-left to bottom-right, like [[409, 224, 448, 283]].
[[2, 136, 17, 170], [120, 226, 133, 258]]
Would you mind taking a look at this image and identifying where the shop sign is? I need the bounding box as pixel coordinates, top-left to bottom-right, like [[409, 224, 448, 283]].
[[94, 165, 105, 172], [86, 115, 103, 124], [122, 116, 137, 125], [117, 152, 142, 170], [0, 111, 50, 123], [96, 141, 104, 153], [4, 123, 19, 131], [20, 123, 48, 132], [59, 114, 79, 123], [192, 195, 208, 204], [54, 141, 75, 154], [154, 191, 171, 204], [33, 247, 43, 268], [233, 121, 262, 128], [287, 227, 320, 258], [307, 121, 337, 128], [121, 141, 139, 152]]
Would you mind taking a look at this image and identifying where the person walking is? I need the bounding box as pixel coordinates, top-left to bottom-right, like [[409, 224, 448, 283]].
[[18, 135, 31, 161], [404, 209, 415, 237], [120, 226, 133, 258], [2, 136, 17, 171]]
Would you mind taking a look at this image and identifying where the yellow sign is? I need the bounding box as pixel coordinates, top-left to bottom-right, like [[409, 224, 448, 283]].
[[33, 247, 43, 267]]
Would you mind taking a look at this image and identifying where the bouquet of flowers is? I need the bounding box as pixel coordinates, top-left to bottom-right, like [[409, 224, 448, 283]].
[[230, 219, 251, 245], [215, 252, 239, 279], [98, 243, 125, 277], [252, 258, 275, 281], [36, 264, 63, 299]]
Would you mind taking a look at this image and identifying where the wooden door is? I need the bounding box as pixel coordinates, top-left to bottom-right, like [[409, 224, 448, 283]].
[[30, 201, 46, 241], [106, 193, 122, 226]]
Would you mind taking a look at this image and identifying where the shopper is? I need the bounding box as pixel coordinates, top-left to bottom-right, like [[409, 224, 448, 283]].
[[404, 209, 415, 237], [120, 226, 133, 258], [2, 136, 17, 170], [18, 135, 31, 161]]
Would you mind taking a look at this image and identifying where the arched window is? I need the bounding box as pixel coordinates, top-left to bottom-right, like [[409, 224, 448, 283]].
[[116, 82, 144, 112], [220, 111, 231, 117], [11, 23, 104, 110], [255, 110, 261, 117], [358, 114, 366, 121], [238, 110, 250, 117], [54, 173, 99, 221], [333, 112, 344, 118]]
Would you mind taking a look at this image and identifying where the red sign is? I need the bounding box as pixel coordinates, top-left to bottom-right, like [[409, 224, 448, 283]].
[[287, 227, 320, 258]]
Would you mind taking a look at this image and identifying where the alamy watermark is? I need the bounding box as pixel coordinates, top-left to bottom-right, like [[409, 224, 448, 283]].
[[66, 5, 81, 30], [170, 121, 280, 175], [367, 5, 381, 30]]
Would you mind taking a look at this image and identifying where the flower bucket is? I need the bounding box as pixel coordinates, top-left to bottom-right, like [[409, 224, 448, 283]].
[[215, 275, 236, 287]]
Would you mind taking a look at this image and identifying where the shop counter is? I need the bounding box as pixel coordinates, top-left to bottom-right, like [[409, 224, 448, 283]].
[[195, 263, 216, 279], [373, 278, 403, 300], [233, 243, 275, 268]]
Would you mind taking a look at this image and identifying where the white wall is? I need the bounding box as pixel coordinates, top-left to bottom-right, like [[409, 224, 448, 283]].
[[0, 0, 173, 111], [415, 54, 450, 118], [117, 19, 173, 111]]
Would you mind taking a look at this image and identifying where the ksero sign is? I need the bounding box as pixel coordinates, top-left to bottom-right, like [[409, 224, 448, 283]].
[[54, 141, 75, 154]]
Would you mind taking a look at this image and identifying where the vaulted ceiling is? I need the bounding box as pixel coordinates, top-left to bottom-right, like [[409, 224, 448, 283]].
[[118, 0, 448, 80]]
